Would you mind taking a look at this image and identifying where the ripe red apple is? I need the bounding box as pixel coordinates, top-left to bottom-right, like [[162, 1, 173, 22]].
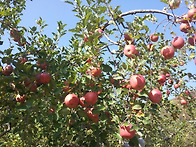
[[149, 89, 162, 103], [48, 108, 55, 114], [172, 36, 184, 49], [174, 84, 179, 89], [64, 94, 79, 108], [90, 67, 102, 77], [84, 92, 98, 105], [168, 79, 173, 84], [19, 57, 27, 64], [166, 73, 170, 77], [166, 90, 170, 95], [130, 75, 145, 90], [184, 90, 190, 95], [37, 61, 48, 70], [2, 65, 13, 76], [147, 43, 155, 51], [150, 33, 159, 42], [85, 108, 99, 122], [124, 45, 137, 58], [179, 23, 191, 33], [119, 124, 136, 139], [36, 73, 51, 84], [157, 74, 166, 84], [180, 99, 187, 105], [160, 46, 175, 59], [169, 0, 180, 9], [188, 35, 196, 46], [79, 96, 89, 107], [180, 14, 191, 23], [10, 28, 20, 42], [187, 8, 196, 20], [97, 28, 103, 38], [63, 81, 70, 93]]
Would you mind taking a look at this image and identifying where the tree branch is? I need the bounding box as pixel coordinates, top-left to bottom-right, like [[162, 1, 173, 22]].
[[0, 123, 11, 138], [102, 9, 180, 30]]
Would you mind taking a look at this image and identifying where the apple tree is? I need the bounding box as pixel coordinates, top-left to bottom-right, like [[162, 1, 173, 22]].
[[0, 0, 196, 146]]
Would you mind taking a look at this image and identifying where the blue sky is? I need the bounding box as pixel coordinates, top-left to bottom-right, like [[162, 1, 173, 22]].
[[1, 0, 195, 89]]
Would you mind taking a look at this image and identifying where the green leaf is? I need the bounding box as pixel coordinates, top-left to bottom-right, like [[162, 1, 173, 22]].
[[64, 1, 74, 5], [132, 105, 142, 110], [102, 64, 112, 72], [189, 52, 195, 59], [116, 88, 122, 96]]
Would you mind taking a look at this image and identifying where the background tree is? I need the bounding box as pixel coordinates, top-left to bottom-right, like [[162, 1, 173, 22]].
[[0, 0, 196, 146]]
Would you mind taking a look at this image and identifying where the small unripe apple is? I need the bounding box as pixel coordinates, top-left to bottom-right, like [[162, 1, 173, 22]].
[[160, 46, 175, 59], [124, 45, 137, 58], [150, 33, 159, 42], [130, 74, 145, 90], [180, 99, 187, 105], [172, 36, 184, 49], [84, 92, 98, 105], [187, 8, 196, 20], [64, 94, 79, 108], [149, 89, 162, 103], [2, 65, 13, 76], [119, 124, 136, 139]]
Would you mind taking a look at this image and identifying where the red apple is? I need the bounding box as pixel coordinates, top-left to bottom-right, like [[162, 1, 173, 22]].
[[19, 57, 27, 64], [48, 108, 55, 114], [124, 45, 137, 58], [172, 36, 184, 49], [10, 28, 20, 42], [130, 75, 145, 90], [188, 35, 196, 46], [187, 8, 196, 20], [149, 89, 162, 103], [85, 108, 99, 122], [2, 65, 13, 76], [64, 94, 79, 108], [180, 99, 187, 105], [79, 96, 89, 107], [179, 61, 184, 66], [160, 46, 175, 59], [166, 90, 170, 95], [174, 84, 179, 89], [124, 34, 131, 40], [90, 67, 102, 77], [150, 33, 159, 42], [169, 0, 180, 9], [166, 73, 170, 77], [184, 90, 190, 95], [84, 92, 98, 105], [36, 73, 51, 84], [63, 81, 70, 93], [97, 28, 103, 38], [180, 14, 191, 23], [119, 124, 136, 139], [147, 43, 155, 51], [179, 23, 191, 33], [168, 79, 173, 84], [37, 61, 48, 70], [157, 74, 166, 84]]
